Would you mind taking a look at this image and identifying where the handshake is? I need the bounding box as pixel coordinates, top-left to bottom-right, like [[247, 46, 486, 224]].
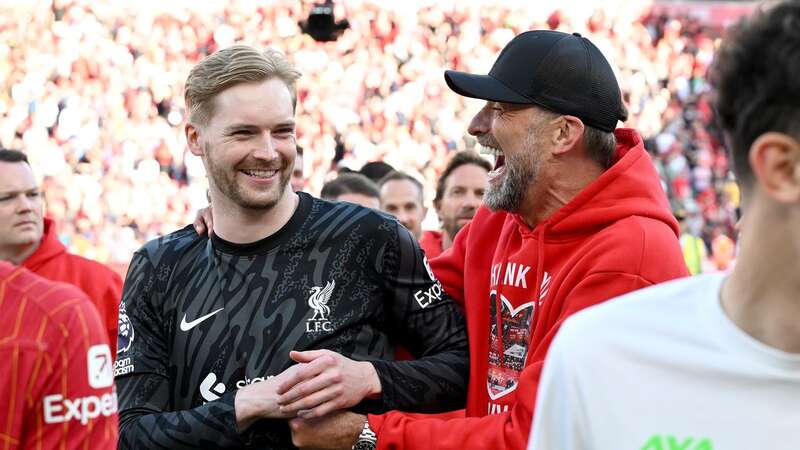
[[235, 349, 377, 449]]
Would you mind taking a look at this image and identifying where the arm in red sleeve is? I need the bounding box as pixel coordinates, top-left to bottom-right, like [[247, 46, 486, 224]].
[[368, 272, 655, 450]]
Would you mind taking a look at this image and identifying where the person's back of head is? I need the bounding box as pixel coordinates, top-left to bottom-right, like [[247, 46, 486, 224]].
[[712, 1, 800, 197], [711, 0, 800, 275], [359, 161, 396, 184], [321, 172, 380, 209]]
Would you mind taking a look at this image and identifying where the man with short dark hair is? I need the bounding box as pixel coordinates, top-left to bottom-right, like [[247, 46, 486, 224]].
[[288, 29, 688, 450], [530, 4, 800, 448], [0, 149, 122, 352], [378, 171, 427, 239], [420, 152, 491, 258], [321, 172, 381, 209]]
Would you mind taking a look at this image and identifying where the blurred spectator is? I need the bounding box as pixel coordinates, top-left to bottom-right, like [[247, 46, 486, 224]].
[[359, 161, 396, 184], [379, 171, 427, 239], [292, 145, 306, 192], [0, 149, 122, 352], [0, 0, 744, 271], [675, 209, 707, 275], [421, 151, 490, 258], [320, 172, 381, 209]]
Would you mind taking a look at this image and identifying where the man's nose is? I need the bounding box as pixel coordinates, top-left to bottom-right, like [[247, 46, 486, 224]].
[[468, 104, 492, 137], [252, 133, 278, 160]]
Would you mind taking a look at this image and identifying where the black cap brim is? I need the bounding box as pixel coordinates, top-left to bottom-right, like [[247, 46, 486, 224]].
[[444, 70, 530, 104]]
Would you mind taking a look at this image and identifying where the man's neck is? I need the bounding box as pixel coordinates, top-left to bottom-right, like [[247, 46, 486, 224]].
[[721, 222, 800, 353], [211, 189, 300, 244], [441, 230, 453, 252], [0, 242, 39, 265], [520, 158, 604, 228]]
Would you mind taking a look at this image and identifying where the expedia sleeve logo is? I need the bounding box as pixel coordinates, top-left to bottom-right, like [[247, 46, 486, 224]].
[[117, 301, 134, 355], [422, 256, 437, 282]]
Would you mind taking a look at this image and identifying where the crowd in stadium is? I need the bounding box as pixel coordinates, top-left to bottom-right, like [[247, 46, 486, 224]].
[[0, 0, 739, 273], [3, 0, 800, 449]]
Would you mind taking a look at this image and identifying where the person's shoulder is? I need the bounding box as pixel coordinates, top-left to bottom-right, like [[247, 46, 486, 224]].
[[559, 274, 724, 348], [2, 267, 97, 335], [310, 195, 396, 230], [135, 224, 205, 263], [60, 251, 122, 281]]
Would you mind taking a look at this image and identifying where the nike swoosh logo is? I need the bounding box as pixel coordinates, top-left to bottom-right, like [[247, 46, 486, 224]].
[[180, 307, 224, 332]]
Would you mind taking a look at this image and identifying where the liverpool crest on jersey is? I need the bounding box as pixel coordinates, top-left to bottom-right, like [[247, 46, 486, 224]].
[[306, 280, 335, 333]]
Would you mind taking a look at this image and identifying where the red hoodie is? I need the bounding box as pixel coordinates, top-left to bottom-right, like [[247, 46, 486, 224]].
[[22, 218, 123, 353], [419, 230, 444, 259], [368, 129, 689, 450]]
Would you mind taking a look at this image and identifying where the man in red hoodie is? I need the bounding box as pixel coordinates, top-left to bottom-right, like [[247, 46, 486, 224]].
[[286, 30, 689, 450], [0, 149, 123, 353]]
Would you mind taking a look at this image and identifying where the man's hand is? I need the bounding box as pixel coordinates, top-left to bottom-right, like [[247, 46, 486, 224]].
[[276, 350, 381, 419], [193, 206, 214, 236], [289, 411, 366, 450], [235, 365, 301, 432]]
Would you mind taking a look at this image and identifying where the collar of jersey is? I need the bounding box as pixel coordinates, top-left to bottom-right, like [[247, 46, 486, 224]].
[[210, 192, 312, 256]]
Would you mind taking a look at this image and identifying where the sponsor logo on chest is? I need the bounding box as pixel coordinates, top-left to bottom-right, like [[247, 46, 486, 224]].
[[640, 434, 714, 450]]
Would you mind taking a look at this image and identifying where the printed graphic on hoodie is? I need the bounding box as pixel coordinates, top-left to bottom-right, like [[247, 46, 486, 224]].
[[487, 262, 551, 411], [487, 291, 534, 403]]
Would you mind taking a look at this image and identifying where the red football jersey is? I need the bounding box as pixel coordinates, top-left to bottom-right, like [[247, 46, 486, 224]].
[[0, 262, 118, 450]]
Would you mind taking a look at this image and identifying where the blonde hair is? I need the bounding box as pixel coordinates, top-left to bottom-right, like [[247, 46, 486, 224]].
[[184, 45, 301, 125]]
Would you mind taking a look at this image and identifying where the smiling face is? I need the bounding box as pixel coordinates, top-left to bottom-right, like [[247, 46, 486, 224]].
[[188, 78, 297, 211], [469, 102, 552, 213], [0, 161, 44, 254]]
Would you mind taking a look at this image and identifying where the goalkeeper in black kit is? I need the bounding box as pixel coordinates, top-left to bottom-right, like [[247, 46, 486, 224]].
[[114, 44, 468, 450]]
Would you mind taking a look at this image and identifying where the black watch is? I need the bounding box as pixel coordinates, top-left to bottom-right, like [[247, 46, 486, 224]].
[[352, 420, 377, 450]]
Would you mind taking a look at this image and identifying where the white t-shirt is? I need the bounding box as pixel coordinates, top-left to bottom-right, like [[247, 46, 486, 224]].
[[529, 274, 800, 450]]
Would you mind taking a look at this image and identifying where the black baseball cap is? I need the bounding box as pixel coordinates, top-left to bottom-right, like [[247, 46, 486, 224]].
[[445, 30, 628, 132]]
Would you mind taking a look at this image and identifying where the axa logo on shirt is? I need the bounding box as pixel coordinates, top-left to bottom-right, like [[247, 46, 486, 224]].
[[641, 434, 713, 450], [306, 280, 335, 333]]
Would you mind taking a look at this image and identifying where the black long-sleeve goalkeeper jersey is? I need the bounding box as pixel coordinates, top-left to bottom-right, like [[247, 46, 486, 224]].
[[115, 192, 468, 449]]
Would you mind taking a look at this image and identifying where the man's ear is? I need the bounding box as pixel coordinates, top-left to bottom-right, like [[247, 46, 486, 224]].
[[550, 115, 584, 156], [749, 132, 800, 204], [186, 122, 204, 157]]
